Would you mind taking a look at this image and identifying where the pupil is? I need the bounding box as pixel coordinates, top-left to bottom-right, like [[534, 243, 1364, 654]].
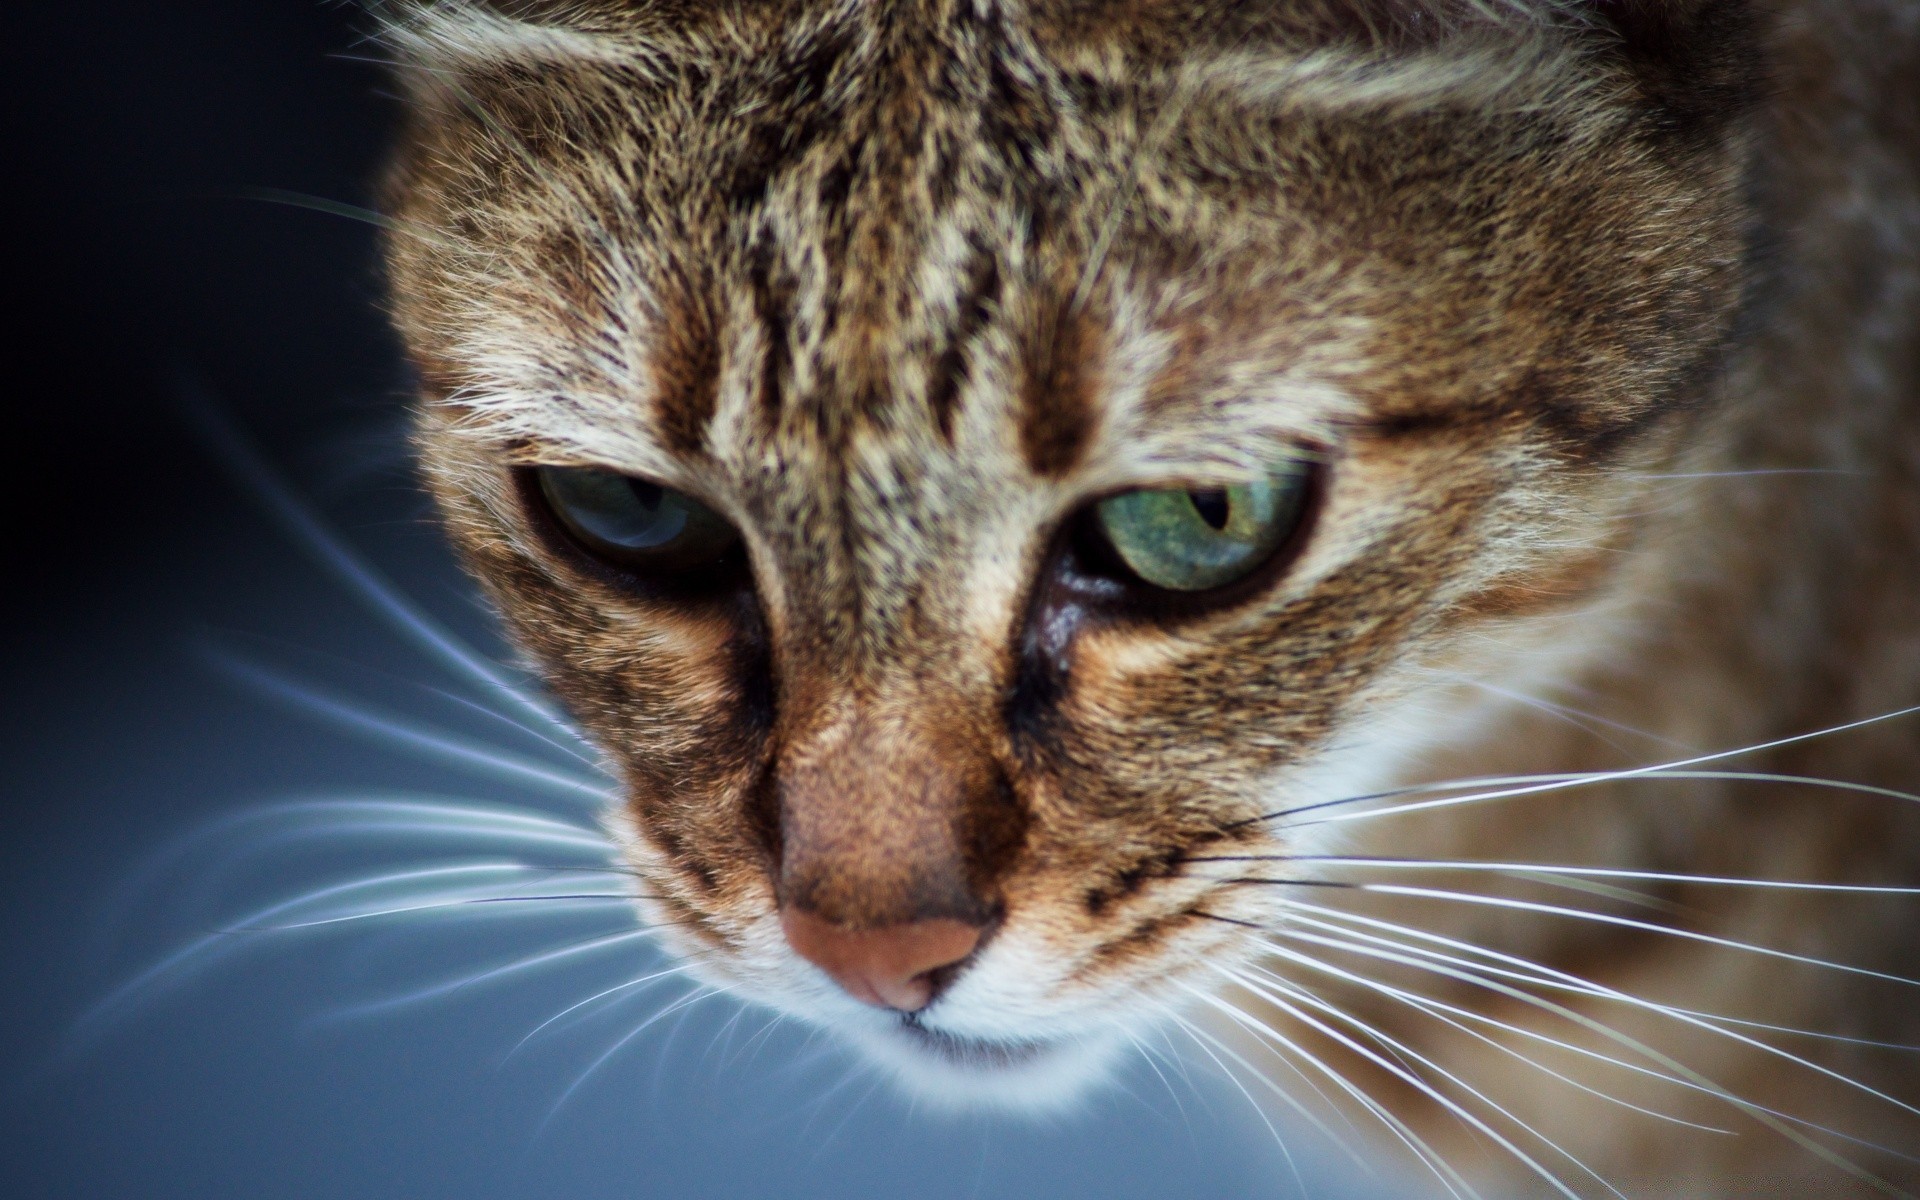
[[1189, 489, 1230, 530], [628, 479, 665, 512]]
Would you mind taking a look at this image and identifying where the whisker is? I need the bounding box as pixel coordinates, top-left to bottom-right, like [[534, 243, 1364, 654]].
[[108, 794, 610, 913], [1406, 667, 1691, 753], [1261, 929, 1920, 1166], [178, 381, 586, 747], [512, 962, 699, 1053], [1177, 981, 1482, 1200], [1238, 950, 1735, 1136], [1221, 965, 1616, 1200], [1307, 768, 1920, 830], [199, 628, 599, 768], [730, 1010, 793, 1074], [328, 926, 663, 1018], [79, 863, 563, 1031], [1340, 883, 1920, 989], [239, 186, 458, 250], [1121, 1026, 1200, 1139], [1260, 705, 1920, 826], [1145, 1010, 1317, 1199], [542, 984, 720, 1126], [1163, 1005, 1417, 1192], [418, 680, 602, 767], [1250, 955, 1736, 1134], [1192, 854, 1920, 895], [1642, 1006, 1920, 1053], [1628, 468, 1859, 480], [204, 648, 608, 801], [1073, 65, 1200, 313], [231, 891, 642, 932], [1255, 904, 1920, 1191]]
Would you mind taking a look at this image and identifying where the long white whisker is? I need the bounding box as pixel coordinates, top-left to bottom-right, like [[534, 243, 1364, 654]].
[[1146, 1010, 1316, 1199], [1222, 965, 1615, 1200], [1311, 768, 1920, 828], [330, 926, 660, 1018], [416, 679, 600, 767], [1265, 898, 1920, 1108], [1195, 854, 1920, 895], [179, 380, 585, 745], [1272, 705, 1920, 825], [238, 890, 638, 932], [1254, 767, 1920, 832], [109, 795, 607, 913], [79, 863, 554, 1031], [1120, 1025, 1200, 1140], [1640, 1006, 1920, 1052], [1259, 909, 1920, 1191], [1252, 898, 1920, 1190], [260, 796, 602, 838], [1177, 981, 1482, 1200], [1237, 952, 1734, 1135], [1345, 883, 1920, 989], [1159, 1002, 1371, 1174], [1262, 931, 1920, 1163], [1629, 468, 1858, 480], [512, 963, 698, 1054], [542, 984, 720, 1125], [1407, 667, 1691, 752], [208, 626, 601, 768], [205, 648, 607, 801], [240, 186, 458, 248]]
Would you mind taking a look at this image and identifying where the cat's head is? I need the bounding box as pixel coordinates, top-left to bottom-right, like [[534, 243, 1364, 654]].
[[382, 0, 1761, 1107]]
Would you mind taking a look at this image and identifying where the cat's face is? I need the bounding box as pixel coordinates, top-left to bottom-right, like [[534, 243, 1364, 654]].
[[384, 0, 1756, 1105]]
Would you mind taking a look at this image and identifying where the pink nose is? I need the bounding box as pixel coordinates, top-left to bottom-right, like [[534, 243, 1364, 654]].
[[780, 908, 983, 1011]]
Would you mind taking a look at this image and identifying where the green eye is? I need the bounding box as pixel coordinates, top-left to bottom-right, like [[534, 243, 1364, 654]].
[[535, 465, 741, 572], [1093, 458, 1314, 592]]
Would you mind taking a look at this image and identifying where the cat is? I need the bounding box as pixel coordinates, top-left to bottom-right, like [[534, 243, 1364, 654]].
[[371, 0, 1920, 1195]]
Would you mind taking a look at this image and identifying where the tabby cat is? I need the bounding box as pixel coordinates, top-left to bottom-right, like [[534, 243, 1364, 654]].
[[374, 0, 1920, 1194]]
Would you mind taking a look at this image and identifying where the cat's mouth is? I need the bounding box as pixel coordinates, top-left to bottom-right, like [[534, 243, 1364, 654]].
[[848, 1010, 1124, 1112], [893, 1017, 1055, 1071]]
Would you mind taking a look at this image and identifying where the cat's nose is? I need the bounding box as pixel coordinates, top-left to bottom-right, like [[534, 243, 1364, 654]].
[[780, 908, 983, 1012]]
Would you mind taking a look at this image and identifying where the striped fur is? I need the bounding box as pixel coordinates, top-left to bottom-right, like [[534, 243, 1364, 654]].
[[381, 2, 1920, 1193]]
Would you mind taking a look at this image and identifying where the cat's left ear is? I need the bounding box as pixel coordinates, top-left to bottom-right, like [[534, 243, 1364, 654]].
[[1579, 0, 1766, 141]]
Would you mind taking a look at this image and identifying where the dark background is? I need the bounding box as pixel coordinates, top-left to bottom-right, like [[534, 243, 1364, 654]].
[[0, 6, 1396, 1197]]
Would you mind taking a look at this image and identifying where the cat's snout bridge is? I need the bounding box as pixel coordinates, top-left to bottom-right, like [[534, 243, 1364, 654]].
[[769, 701, 1024, 1010]]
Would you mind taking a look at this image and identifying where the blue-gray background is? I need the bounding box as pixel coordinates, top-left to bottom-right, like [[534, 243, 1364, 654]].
[[0, 6, 1403, 1197]]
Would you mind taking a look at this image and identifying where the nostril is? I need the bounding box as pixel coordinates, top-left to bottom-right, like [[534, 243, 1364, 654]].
[[780, 908, 983, 1012]]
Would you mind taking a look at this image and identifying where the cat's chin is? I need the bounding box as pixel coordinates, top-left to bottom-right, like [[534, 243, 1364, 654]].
[[841, 1018, 1125, 1114]]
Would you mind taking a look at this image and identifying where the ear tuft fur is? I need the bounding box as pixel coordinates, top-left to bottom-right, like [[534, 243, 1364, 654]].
[[368, 0, 656, 70]]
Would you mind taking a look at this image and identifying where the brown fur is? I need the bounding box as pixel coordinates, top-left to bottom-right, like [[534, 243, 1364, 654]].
[[381, 0, 1919, 1193]]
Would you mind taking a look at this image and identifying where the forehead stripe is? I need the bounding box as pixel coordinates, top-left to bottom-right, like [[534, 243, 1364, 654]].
[[1018, 306, 1101, 477]]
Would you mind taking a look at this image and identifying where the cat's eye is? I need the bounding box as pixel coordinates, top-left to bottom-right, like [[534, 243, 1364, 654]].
[[1092, 457, 1315, 593], [534, 465, 741, 573]]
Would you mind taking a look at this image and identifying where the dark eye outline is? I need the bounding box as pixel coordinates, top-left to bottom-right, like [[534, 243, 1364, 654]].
[[513, 465, 752, 604], [1049, 454, 1328, 621]]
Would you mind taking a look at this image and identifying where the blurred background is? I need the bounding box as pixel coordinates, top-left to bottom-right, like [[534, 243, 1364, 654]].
[[0, 5, 1409, 1198]]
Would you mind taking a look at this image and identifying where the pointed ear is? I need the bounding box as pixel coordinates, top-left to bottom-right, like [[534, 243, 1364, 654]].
[[1585, 0, 1766, 142]]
